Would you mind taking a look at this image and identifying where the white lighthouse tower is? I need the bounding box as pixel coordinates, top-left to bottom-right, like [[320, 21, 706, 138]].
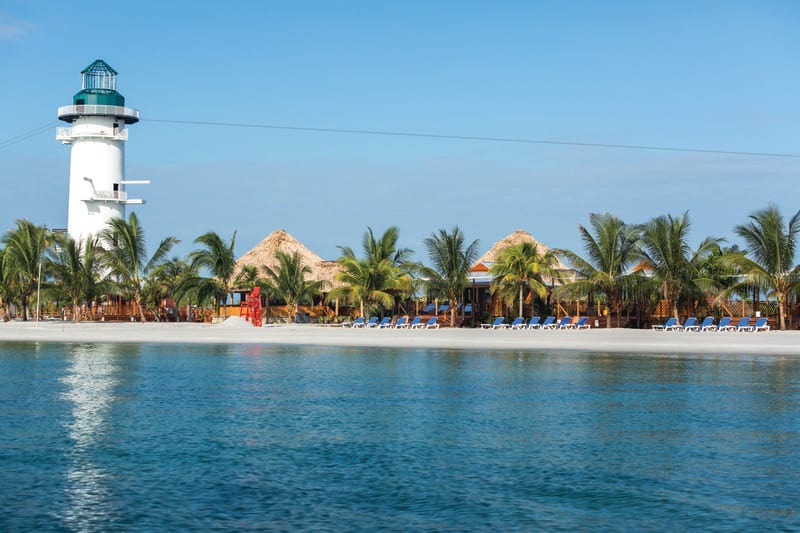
[[57, 60, 147, 242]]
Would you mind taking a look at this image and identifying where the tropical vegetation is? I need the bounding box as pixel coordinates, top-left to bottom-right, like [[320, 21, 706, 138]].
[[1, 204, 799, 329], [423, 226, 480, 327]]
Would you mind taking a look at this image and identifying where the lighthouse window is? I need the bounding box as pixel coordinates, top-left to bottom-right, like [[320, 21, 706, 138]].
[[76, 98, 85, 105]]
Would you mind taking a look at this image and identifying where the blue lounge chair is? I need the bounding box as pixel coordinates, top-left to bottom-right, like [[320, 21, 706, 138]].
[[680, 317, 699, 332], [734, 317, 752, 332], [652, 317, 678, 331], [464, 304, 473, 314], [753, 317, 770, 332], [365, 317, 380, 328], [422, 303, 436, 314], [412, 316, 435, 329], [482, 317, 507, 329], [715, 317, 733, 331], [424, 317, 439, 329], [438, 304, 450, 314], [573, 317, 590, 329], [351, 317, 366, 328], [393, 316, 409, 328], [539, 316, 556, 329], [377, 317, 393, 328], [698, 317, 715, 331], [509, 317, 526, 330], [525, 316, 542, 329], [557, 317, 573, 329], [753, 317, 768, 331], [406, 316, 423, 329]]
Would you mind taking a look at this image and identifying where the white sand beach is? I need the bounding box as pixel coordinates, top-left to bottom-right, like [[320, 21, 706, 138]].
[[1, 318, 799, 357]]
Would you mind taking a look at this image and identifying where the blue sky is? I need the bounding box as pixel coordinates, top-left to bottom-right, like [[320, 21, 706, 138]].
[[1, 1, 799, 262]]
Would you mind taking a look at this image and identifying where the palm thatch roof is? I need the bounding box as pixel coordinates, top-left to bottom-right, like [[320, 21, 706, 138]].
[[474, 229, 569, 270], [233, 229, 342, 288]]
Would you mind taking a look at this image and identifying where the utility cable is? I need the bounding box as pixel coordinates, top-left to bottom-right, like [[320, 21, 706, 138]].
[[143, 118, 800, 159], [0, 121, 61, 150]]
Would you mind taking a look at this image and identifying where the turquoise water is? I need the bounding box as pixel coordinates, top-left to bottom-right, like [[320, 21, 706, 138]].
[[0, 343, 798, 531]]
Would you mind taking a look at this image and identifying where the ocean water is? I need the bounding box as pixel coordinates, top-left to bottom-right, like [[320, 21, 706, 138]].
[[0, 342, 798, 531]]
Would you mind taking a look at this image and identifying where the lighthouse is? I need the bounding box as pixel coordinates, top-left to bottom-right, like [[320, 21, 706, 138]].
[[57, 60, 147, 242]]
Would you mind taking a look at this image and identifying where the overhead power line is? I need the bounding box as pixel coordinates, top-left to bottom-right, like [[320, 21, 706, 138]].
[[143, 118, 800, 159], [0, 121, 61, 150]]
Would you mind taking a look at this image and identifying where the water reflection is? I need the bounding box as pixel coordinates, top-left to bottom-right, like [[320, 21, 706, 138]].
[[59, 343, 123, 530]]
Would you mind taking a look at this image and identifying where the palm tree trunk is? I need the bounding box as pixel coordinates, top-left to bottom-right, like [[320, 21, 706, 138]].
[[518, 285, 524, 318], [778, 297, 786, 330], [73, 298, 81, 322]]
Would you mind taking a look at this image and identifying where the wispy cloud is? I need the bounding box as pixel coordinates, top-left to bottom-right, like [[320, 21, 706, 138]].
[[0, 14, 33, 41]]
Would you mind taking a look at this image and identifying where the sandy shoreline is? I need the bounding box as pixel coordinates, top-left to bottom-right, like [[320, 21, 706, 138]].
[[1, 318, 799, 357]]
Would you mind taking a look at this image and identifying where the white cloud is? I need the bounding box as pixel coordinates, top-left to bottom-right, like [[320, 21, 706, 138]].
[[0, 14, 32, 41]]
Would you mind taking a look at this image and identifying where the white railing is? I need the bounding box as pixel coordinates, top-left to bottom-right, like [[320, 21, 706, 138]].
[[56, 127, 129, 141], [58, 105, 139, 121], [83, 190, 128, 202]]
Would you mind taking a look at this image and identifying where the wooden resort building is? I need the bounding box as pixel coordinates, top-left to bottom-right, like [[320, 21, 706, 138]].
[[464, 229, 574, 325], [230, 229, 342, 322]]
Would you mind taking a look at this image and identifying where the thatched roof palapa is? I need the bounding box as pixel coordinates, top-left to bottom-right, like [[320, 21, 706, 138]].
[[233, 229, 342, 289], [474, 229, 569, 271]]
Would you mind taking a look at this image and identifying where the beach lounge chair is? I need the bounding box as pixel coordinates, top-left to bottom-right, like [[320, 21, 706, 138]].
[[438, 304, 450, 314], [482, 317, 507, 329], [734, 317, 753, 332], [422, 303, 436, 314], [405, 317, 422, 329], [365, 317, 380, 328], [411, 316, 432, 329], [424, 317, 439, 329], [377, 317, 393, 328], [752, 317, 770, 332], [557, 317, 573, 329], [680, 317, 699, 332], [716, 317, 734, 331], [573, 317, 590, 329], [525, 316, 542, 329], [393, 316, 409, 328], [464, 304, 473, 314], [351, 317, 366, 328], [540, 316, 556, 329], [652, 317, 678, 331], [698, 317, 715, 331], [509, 317, 526, 330]]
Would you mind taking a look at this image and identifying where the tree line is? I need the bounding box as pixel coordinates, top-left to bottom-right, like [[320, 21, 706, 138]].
[[1, 205, 798, 328]]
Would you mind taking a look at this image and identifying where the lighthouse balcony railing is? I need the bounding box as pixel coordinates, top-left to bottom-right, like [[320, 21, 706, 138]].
[[58, 105, 139, 123], [57, 127, 129, 141], [83, 190, 128, 203]]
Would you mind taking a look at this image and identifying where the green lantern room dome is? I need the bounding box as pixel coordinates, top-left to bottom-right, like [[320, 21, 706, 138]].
[[72, 59, 125, 107]]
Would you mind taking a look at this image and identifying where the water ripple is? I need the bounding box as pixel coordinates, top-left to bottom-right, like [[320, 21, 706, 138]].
[[0, 343, 798, 531]]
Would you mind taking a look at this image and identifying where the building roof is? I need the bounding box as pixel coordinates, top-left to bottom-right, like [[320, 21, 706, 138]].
[[233, 229, 341, 288], [473, 229, 568, 270]]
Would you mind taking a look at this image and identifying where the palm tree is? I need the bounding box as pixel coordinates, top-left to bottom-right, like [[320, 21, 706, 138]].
[[99, 213, 179, 322], [490, 241, 562, 318], [1, 219, 50, 320], [638, 212, 721, 319], [556, 213, 641, 327], [261, 251, 327, 322], [328, 250, 394, 318], [423, 226, 480, 326], [146, 257, 196, 322], [234, 265, 260, 290], [329, 227, 417, 318], [47, 233, 108, 322], [187, 230, 237, 318], [0, 245, 9, 321], [730, 205, 800, 330]]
